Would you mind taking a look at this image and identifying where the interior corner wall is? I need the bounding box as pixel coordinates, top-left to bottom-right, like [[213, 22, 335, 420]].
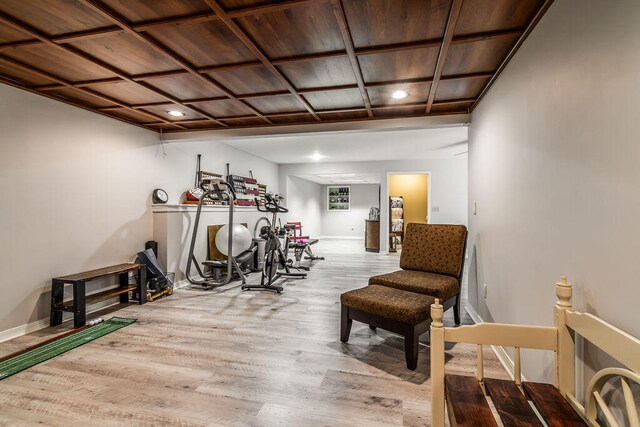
[[0, 84, 279, 338], [281, 176, 323, 237], [468, 0, 640, 382], [321, 184, 379, 238]]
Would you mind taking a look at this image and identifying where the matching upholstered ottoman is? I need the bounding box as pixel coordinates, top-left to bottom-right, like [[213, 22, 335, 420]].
[[340, 284, 435, 370]]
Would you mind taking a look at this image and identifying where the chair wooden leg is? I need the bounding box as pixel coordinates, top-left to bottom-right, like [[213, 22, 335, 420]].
[[340, 305, 352, 343], [454, 293, 461, 326], [405, 325, 419, 370]]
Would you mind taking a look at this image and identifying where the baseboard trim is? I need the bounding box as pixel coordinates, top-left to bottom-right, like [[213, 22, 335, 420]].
[[464, 303, 519, 382], [0, 302, 121, 344]]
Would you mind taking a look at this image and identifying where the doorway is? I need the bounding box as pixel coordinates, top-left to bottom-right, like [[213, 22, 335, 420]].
[[388, 172, 430, 252]]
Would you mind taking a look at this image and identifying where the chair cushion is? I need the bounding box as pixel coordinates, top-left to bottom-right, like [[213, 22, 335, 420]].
[[399, 223, 467, 278], [369, 270, 460, 301], [341, 285, 435, 325]]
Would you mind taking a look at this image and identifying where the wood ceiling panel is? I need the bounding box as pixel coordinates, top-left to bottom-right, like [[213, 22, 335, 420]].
[[189, 98, 256, 116], [435, 77, 490, 101], [374, 105, 426, 118], [304, 88, 363, 110], [145, 74, 226, 100], [278, 57, 356, 89], [221, 116, 267, 126], [4, 46, 116, 81], [91, 81, 170, 104], [367, 82, 431, 106], [182, 121, 225, 129], [68, 33, 180, 74], [206, 65, 287, 94], [0, 0, 553, 131], [317, 110, 368, 121], [147, 20, 257, 67], [0, 26, 32, 44], [268, 113, 316, 124], [0, 62, 55, 86], [245, 94, 306, 114], [358, 48, 439, 82], [140, 105, 207, 121], [455, 0, 543, 36], [237, 1, 344, 57], [109, 108, 158, 123], [443, 36, 519, 75], [218, 0, 272, 8], [100, 0, 211, 22], [430, 102, 473, 114], [48, 88, 117, 108], [0, 0, 111, 36], [343, 0, 451, 47]]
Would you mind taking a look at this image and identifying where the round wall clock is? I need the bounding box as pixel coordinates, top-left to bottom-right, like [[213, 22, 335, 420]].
[[152, 188, 169, 204]]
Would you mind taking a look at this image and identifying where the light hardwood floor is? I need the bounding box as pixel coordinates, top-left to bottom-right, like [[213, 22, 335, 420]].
[[0, 239, 508, 426]]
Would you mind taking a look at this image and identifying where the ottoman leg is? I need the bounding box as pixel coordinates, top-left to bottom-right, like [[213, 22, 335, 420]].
[[405, 325, 419, 370], [369, 325, 377, 331], [340, 305, 352, 343]]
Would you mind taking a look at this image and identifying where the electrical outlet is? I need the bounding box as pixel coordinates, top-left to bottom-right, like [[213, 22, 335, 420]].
[[432, 206, 440, 213], [482, 283, 488, 298]]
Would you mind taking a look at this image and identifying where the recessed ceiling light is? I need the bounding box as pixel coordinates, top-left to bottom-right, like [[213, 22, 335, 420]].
[[391, 90, 408, 99], [167, 110, 185, 117], [308, 152, 325, 161]]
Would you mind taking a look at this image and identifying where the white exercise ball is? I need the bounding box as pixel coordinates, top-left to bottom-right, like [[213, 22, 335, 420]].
[[215, 223, 252, 257]]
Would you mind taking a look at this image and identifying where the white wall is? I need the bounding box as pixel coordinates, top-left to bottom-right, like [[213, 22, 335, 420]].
[[280, 157, 468, 251], [281, 176, 323, 238], [468, 0, 640, 383], [321, 184, 379, 238], [160, 140, 279, 205], [0, 84, 278, 338]]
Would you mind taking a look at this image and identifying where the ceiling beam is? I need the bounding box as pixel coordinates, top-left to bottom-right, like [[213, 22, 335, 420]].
[[88, 72, 492, 110], [330, 0, 373, 118], [202, 0, 320, 120], [77, 0, 267, 125], [0, 54, 184, 129], [0, 10, 232, 127], [147, 98, 476, 125], [471, 0, 555, 111], [425, 0, 465, 114]]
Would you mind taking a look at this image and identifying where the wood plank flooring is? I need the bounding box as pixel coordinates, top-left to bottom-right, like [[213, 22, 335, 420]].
[[0, 239, 508, 426]]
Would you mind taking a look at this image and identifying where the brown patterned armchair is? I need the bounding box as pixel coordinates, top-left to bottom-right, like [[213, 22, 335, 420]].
[[369, 223, 468, 325]]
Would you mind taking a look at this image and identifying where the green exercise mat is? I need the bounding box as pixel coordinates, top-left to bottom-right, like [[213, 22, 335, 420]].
[[0, 316, 136, 381]]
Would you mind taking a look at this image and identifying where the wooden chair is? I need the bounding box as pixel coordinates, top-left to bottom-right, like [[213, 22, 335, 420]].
[[430, 277, 640, 426]]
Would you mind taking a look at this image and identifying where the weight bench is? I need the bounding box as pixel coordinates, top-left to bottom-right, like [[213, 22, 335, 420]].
[[286, 221, 324, 270], [430, 277, 640, 426], [289, 238, 324, 270]]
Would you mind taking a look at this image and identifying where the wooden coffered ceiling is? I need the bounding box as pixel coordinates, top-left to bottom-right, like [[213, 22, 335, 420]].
[[0, 0, 553, 132]]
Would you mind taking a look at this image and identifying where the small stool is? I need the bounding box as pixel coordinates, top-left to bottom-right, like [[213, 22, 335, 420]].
[[340, 284, 435, 370]]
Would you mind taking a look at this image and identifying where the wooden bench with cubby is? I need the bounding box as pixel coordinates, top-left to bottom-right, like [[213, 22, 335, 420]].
[[430, 277, 640, 426], [50, 263, 146, 329]]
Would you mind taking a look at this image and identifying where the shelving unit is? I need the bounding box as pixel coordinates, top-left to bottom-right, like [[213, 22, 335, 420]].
[[327, 186, 350, 211]]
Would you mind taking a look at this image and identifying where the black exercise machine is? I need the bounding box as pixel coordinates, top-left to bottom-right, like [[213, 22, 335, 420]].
[[186, 179, 256, 289], [242, 194, 306, 293]]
